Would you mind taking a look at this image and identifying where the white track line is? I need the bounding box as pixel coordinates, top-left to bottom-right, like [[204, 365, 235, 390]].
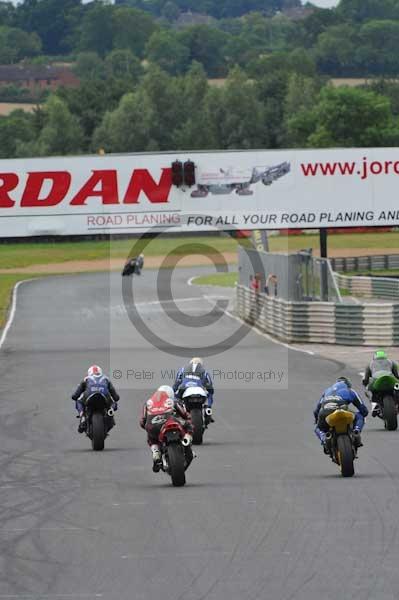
[[200, 293, 315, 356], [0, 279, 35, 350], [224, 308, 315, 356]]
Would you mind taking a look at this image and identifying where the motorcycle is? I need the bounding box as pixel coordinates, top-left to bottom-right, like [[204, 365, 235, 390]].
[[368, 371, 399, 431], [122, 259, 142, 277], [181, 384, 211, 445], [158, 416, 193, 486], [84, 392, 115, 451], [324, 403, 359, 477]]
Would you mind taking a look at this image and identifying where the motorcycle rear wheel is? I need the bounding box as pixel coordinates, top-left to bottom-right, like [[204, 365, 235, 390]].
[[191, 408, 204, 445], [168, 443, 186, 486], [383, 395, 398, 431], [91, 412, 105, 451], [337, 435, 354, 477]]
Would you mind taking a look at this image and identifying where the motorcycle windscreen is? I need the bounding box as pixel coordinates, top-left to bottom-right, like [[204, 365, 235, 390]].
[[325, 409, 355, 433]]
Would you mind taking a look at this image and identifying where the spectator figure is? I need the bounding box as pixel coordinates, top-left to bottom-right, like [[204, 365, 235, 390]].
[[265, 274, 278, 297]]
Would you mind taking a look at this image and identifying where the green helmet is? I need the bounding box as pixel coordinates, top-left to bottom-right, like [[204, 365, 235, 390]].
[[374, 349, 387, 360]]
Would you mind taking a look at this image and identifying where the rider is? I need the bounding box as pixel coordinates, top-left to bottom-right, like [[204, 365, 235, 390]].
[[140, 385, 194, 472], [72, 365, 120, 433], [362, 349, 399, 416], [136, 253, 144, 274], [173, 357, 215, 422], [314, 376, 368, 452]]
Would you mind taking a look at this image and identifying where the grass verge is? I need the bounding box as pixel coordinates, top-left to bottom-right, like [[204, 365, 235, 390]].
[[1, 231, 399, 270], [192, 272, 238, 287], [342, 269, 399, 277], [0, 236, 250, 269], [269, 231, 399, 253]]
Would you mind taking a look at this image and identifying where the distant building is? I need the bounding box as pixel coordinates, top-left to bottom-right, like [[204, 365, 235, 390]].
[[0, 64, 80, 96]]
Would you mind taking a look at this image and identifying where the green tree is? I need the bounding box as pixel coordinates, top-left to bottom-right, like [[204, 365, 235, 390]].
[[0, 26, 41, 63], [14, 0, 82, 55], [356, 20, 399, 76], [145, 29, 190, 74], [178, 25, 230, 77], [307, 86, 399, 147], [283, 73, 320, 146], [161, 1, 179, 22], [112, 7, 157, 58], [314, 24, 358, 76], [140, 65, 181, 149], [57, 78, 133, 149], [92, 90, 154, 153], [337, 0, 399, 22], [217, 67, 265, 149], [0, 109, 35, 158], [299, 7, 344, 47], [34, 95, 84, 155], [73, 52, 105, 80], [173, 62, 217, 149], [77, 2, 114, 57], [104, 49, 142, 81]]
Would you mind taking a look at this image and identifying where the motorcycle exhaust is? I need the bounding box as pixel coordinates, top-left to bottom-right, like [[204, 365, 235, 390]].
[[182, 435, 192, 447], [325, 432, 332, 440], [205, 407, 213, 416], [107, 408, 114, 417], [394, 383, 399, 392]]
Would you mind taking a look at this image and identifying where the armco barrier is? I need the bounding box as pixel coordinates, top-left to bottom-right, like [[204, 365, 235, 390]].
[[236, 285, 399, 346], [331, 254, 399, 273], [335, 273, 399, 300]]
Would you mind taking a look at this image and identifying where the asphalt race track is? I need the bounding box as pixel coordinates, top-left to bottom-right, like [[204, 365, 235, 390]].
[[1, 267, 399, 600]]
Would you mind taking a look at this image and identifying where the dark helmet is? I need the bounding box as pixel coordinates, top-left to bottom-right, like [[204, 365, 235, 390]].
[[336, 376, 352, 388]]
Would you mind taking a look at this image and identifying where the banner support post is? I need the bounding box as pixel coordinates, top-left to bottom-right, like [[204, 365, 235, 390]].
[[319, 228, 329, 301]]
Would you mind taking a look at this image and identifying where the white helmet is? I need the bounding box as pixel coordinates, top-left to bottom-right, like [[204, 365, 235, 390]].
[[88, 365, 102, 378], [157, 385, 174, 399], [190, 357, 203, 365]]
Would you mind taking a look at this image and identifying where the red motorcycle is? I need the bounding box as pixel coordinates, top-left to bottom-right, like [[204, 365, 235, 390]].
[[158, 416, 193, 487]]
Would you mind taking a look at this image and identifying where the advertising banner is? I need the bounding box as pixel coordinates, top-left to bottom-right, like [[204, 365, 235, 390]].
[[1, 148, 399, 236]]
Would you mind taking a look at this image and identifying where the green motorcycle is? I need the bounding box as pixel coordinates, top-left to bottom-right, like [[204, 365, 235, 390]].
[[369, 371, 399, 431]]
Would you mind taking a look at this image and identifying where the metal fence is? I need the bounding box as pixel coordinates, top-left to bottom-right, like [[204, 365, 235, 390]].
[[238, 247, 342, 303], [331, 254, 399, 273]]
